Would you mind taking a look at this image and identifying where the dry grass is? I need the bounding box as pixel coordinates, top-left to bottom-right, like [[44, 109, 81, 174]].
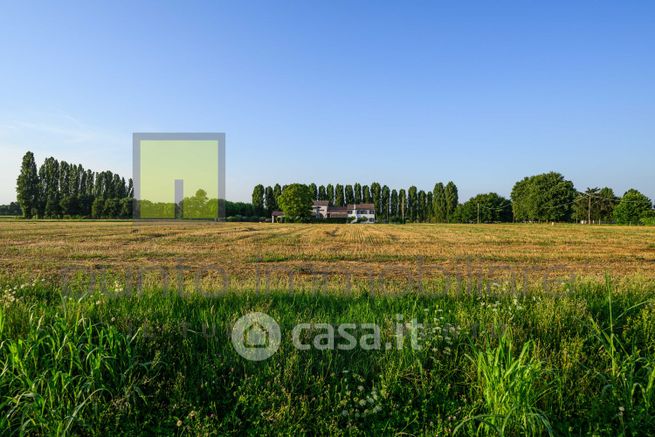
[[1, 221, 653, 287]]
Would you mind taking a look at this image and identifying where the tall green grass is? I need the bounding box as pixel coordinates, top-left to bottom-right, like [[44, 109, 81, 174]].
[[1, 279, 655, 435]]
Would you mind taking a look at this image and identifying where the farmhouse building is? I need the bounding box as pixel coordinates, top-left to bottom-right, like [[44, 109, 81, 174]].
[[272, 201, 376, 223]]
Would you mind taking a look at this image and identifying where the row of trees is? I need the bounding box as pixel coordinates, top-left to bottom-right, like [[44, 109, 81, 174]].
[[16, 151, 133, 218], [511, 172, 653, 225], [0, 202, 21, 215], [253, 172, 653, 224], [252, 181, 460, 223]]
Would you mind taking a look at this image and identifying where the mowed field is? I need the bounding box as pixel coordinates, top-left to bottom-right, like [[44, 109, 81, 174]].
[[1, 220, 654, 282], [2, 221, 655, 435]]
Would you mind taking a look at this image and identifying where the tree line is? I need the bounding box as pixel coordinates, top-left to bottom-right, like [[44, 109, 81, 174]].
[[0, 202, 21, 216], [13, 151, 653, 224], [16, 151, 133, 219], [253, 181, 473, 223], [253, 172, 654, 225]]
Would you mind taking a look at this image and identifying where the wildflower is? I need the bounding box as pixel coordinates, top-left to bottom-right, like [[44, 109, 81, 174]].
[[176, 419, 182, 427]]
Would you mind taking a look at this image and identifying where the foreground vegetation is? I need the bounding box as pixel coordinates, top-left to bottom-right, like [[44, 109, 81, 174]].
[[1, 278, 655, 435]]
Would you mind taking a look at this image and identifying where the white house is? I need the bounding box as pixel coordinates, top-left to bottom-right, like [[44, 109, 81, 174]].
[[271, 200, 375, 223], [273, 201, 376, 223], [312, 201, 376, 223], [346, 203, 375, 223]]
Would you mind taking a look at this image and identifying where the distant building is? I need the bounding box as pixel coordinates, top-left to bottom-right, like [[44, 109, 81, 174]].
[[345, 203, 375, 223], [271, 210, 285, 223], [272, 201, 376, 223], [311, 200, 330, 218]]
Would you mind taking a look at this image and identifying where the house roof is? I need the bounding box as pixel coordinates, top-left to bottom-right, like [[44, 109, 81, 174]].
[[312, 200, 329, 206], [346, 203, 375, 210], [271, 210, 284, 216]]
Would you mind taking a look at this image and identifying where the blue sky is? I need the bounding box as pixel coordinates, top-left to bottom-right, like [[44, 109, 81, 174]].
[[1, 1, 654, 204]]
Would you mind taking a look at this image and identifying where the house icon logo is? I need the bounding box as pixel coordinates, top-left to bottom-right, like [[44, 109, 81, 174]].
[[231, 312, 281, 361]]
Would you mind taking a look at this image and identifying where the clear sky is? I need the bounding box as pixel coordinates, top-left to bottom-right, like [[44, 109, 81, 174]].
[[1, 1, 654, 204]]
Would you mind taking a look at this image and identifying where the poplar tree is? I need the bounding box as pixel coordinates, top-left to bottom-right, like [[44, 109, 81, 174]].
[[381, 185, 390, 221], [362, 185, 371, 203], [390, 189, 398, 219], [264, 186, 276, 214], [398, 189, 407, 222], [335, 184, 345, 207], [309, 183, 318, 201], [326, 184, 335, 205], [407, 186, 417, 221], [345, 185, 354, 205], [371, 182, 381, 215], [444, 181, 458, 223], [40, 157, 61, 218], [354, 183, 362, 204], [16, 151, 40, 218], [418, 190, 427, 222], [252, 184, 265, 215], [432, 182, 446, 222], [273, 184, 282, 204]]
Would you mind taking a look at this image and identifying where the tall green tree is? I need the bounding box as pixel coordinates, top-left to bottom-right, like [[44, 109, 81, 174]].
[[277, 184, 314, 222], [309, 183, 318, 201], [444, 181, 458, 223], [335, 184, 345, 207], [371, 182, 381, 215], [354, 183, 362, 204], [613, 189, 652, 225], [418, 190, 427, 222], [345, 185, 354, 205], [598, 187, 617, 223], [16, 151, 40, 218], [264, 186, 276, 214], [390, 189, 398, 219], [362, 185, 371, 203], [318, 185, 327, 201], [273, 184, 282, 205], [326, 184, 334, 205], [381, 185, 390, 221], [398, 189, 407, 222], [427, 191, 433, 218], [511, 172, 577, 222], [432, 182, 446, 222], [40, 157, 61, 218], [407, 186, 417, 221], [251, 184, 265, 215]]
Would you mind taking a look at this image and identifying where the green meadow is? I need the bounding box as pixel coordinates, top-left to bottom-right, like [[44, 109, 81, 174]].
[[2, 278, 655, 435]]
